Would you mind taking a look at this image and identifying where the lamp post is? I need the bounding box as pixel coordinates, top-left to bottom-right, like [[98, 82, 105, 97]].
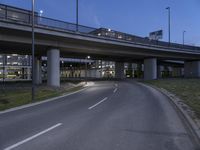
[[183, 30, 186, 45], [76, 0, 79, 32], [166, 7, 171, 46], [2, 54, 5, 91], [31, 0, 35, 101], [85, 56, 90, 83]]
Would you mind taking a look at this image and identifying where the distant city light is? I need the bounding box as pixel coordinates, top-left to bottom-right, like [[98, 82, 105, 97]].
[[108, 28, 111, 32]]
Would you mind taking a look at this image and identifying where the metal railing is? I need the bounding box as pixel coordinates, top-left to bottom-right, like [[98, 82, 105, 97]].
[[0, 3, 200, 52]]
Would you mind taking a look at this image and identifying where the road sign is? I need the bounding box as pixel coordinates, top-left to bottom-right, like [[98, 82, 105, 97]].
[[149, 30, 163, 40]]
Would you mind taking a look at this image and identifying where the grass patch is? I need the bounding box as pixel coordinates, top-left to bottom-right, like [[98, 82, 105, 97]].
[[143, 79, 200, 119], [0, 83, 84, 111]]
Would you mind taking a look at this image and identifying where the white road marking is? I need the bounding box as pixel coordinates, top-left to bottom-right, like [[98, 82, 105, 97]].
[[4, 123, 62, 150], [88, 97, 108, 110], [113, 88, 118, 93]]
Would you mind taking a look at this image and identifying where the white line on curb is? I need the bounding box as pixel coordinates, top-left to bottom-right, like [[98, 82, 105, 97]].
[[4, 123, 62, 150], [88, 97, 108, 110], [113, 88, 118, 93]]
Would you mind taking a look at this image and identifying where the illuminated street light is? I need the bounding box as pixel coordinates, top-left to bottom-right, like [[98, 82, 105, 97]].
[[39, 10, 43, 16], [85, 56, 91, 82]]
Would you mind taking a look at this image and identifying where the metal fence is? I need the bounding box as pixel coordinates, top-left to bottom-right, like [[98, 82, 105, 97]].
[[0, 3, 199, 51]]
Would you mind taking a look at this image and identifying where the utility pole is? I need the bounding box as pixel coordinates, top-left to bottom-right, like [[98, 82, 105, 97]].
[[166, 7, 171, 46], [31, 0, 35, 101], [76, 0, 79, 32], [183, 30, 186, 45]]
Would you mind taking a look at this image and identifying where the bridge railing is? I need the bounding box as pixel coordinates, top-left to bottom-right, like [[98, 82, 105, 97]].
[[0, 4, 200, 52]]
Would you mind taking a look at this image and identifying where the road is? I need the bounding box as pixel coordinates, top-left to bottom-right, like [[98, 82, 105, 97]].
[[0, 81, 197, 150]]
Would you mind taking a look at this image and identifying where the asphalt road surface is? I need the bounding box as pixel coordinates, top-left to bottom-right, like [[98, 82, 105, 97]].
[[0, 81, 198, 150]]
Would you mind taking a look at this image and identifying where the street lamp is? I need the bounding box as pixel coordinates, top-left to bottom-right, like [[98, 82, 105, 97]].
[[85, 56, 90, 82], [31, 0, 35, 101], [76, 0, 79, 32], [166, 7, 171, 45], [183, 30, 186, 45], [39, 10, 43, 17]]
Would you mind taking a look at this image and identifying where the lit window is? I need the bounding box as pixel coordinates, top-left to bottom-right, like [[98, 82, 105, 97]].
[[7, 56, 11, 58]]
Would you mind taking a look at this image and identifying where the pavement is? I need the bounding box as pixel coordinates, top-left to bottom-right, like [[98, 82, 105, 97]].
[[0, 81, 198, 150]]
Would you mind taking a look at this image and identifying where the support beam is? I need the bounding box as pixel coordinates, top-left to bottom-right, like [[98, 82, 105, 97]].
[[34, 57, 42, 84], [184, 61, 200, 78], [115, 62, 124, 79], [144, 58, 157, 80], [47, 49, 60, 87]]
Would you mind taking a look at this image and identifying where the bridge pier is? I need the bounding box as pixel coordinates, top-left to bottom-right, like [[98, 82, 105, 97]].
[[115, 62, 125, 79], [184, 60, 200, 78], [34, 57, 42, 85], [144, 58, 157, 80], [47, 48, 60, 87], [157, 65, 164, 78]]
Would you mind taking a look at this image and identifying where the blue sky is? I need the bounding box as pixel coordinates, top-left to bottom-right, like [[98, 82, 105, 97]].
[[1, 0, 200, 46]]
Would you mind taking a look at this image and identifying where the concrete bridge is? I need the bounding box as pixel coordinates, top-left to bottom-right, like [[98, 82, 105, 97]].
[[0, 4, 200, 86]]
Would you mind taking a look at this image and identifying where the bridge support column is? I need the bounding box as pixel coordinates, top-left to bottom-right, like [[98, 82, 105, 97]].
[[47, 48, 60, 87], [184, 60, 200, 78], [157, 65, 164, 78], [115, 62, 125, 79], [34, 57, 42, 85], [144, 58, 157, 80]]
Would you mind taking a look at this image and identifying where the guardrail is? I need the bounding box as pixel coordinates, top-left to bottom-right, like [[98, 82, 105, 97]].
[[0, 3, 200, 52]]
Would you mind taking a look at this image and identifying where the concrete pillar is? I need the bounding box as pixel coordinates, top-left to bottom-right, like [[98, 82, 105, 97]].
[[144, 58, 157, 80], [184, 61, 200, 78], [127, 63, 133, 78], [34, 57, 42, 84], [27, 67, 31, 80], [115, 62, 125, 79], [157, 65, 164, 78], [172, 67, 182, 77], [47, 49, 60, 87]]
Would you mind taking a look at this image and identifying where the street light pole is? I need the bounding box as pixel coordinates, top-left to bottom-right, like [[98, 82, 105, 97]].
[[76, 0, 79, 32], [85, 56, 90, 84], [166, 7, 171, 45], [183, 30, 186, 45], [32, 0, 35, 101]]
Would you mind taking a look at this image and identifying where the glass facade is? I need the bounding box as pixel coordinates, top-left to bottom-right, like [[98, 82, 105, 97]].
[[0, 54, 31, 81]]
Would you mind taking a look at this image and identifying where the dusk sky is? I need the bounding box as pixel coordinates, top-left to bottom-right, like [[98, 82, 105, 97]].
[[1, 0, 200, 46]]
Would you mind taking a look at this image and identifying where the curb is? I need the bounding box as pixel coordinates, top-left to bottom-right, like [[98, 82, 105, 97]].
[[142, 83, 200, 148], [0, 83, 88, 115]]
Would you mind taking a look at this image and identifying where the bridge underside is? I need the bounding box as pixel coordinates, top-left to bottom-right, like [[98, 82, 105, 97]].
[[1, 20, 200, 87]]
